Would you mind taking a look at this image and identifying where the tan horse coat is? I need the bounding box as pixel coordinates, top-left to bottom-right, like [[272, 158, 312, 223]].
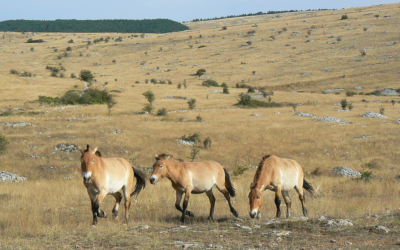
[[248, 155, 314, 219], [150, 154, 238, 222], [79, 145, 146, 225]]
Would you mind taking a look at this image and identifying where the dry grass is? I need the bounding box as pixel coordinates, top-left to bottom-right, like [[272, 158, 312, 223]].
[[1, 3, 400, 249]]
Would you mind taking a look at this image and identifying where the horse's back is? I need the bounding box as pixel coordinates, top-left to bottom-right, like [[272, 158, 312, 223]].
[[263, 155, 304, 190], [180, 160, 224, 192], [100, 157, 133, 186]]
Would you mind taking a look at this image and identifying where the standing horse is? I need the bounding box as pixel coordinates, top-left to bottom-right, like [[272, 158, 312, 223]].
[[79, 144, 146, 225], [149, 154, 239, 223], [248, 155, 315, 219]]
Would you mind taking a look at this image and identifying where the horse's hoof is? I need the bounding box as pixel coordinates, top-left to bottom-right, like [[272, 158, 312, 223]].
[[102, 211, 108, 218], [188, 211, 194, 217], [233, 210, 239, 218], [207, 216, 214, 221]]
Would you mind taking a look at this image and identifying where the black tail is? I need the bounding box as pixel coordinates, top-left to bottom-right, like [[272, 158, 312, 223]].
[[223, 168, 236, 197], [303, 179, 315, 198], [130, 167, 147, 197]]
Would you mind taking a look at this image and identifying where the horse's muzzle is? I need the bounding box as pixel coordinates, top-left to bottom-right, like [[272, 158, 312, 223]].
[[83, 176, 91, 183], [249, 211, 256, 219], [149, 176, 157, 184]]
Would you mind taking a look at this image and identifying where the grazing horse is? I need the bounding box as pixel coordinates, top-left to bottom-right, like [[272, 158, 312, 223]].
[[79, 144, 146, 225], [248, 155, 315, 219], [150, 154, 239, 223]]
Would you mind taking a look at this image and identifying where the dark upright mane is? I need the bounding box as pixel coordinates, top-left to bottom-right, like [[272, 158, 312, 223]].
[[156, 153, 184, 162], [252, 155, 271, 185], [83, 144, 102, 157]]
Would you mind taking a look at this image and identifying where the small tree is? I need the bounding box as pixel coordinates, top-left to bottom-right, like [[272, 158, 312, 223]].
[[66, 46, 72, 51], [341, 99, 348, 110], [379, 107, 385, 115], [80, 70, 94, 82], [190, 147, 200, 162], [375, 14, 379, 20], [203, 137, 212, 149], [188, 99, 196, 109], [106, 97, 116, 116], [341, 15, 348, 20], [142, 90, 155, 104], [195, 69, 206, 78], [223, 86, 229, 94], [142, 104, 154, 113]]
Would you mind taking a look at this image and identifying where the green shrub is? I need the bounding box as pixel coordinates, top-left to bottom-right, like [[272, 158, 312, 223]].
[[80, 69, 94, 82], [142, 90, 155, 104], [341, 15, 348, 20], [233, 164, 249, 177], [0, 134, 9, 155], [181, 133, 201, 144], [366, 90, 381, 96], [10, 69, 19, 75], [346, 91, 357, 97], [188, 99, 197, 109], [38, 95, 58, 104], [221, 82, 228, 88], [156, 108, 168, 116], [66, 46, 72, 51], [27, 38, 44, 43], [236, 94, 283, 108], [358, 170, 373, 182], [223, 86, 229, 94], [236, 83, 251, 88], [203, 137, 212, 149], [196, 115, 203, 122], [0, 111, 12, 117], [247, 86, 256, 93], [142, 104, 154, 113], [340, 99, 348, 110], [202, 79, 219, 87], [379, 107, 385, 115], [310, 168, 321, 176]]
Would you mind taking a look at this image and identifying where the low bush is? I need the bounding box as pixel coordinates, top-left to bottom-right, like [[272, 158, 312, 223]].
[[202, 79, 219, 87], [346, 91, 357, 97], [156, 108, 168, 116], [0, 134, 8, 155], [236, 94, 283, 108], [181, 133, 201, 144], [38, 88, 114, 106]]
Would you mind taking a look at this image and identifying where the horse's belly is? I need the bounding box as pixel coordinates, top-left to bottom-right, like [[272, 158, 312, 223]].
[[108, 181, 124, 193]]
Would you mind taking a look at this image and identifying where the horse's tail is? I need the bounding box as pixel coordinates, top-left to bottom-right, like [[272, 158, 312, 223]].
[[303, 179, 315, 198], [131, 167, 147, 197], [223, 168, 236, 197]]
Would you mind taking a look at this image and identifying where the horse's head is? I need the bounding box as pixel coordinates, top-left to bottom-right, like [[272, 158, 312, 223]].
[[149, 154, 171, 184], [248, 183, 264, 219], [79, 144, 101, 184]]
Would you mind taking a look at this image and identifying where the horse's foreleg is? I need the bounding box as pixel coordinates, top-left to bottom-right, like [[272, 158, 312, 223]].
[[111, 192, 123, 219], [275, 187, 282, 218], [282, 190, 292, 218], [181, 188, 193, 223], [175, 191, 194, 218], [92, 190, 108, 225], [206, 189, 216, 220]]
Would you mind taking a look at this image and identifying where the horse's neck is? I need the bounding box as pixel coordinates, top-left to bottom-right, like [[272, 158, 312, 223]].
[[256, 166, 272, 188], [165, 162, 181, 185]]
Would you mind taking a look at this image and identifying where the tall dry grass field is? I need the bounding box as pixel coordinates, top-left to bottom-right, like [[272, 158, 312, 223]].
[[0, 3, 400, 249]]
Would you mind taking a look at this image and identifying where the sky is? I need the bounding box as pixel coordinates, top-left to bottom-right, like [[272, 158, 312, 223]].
[[0, 0, 398, 23]]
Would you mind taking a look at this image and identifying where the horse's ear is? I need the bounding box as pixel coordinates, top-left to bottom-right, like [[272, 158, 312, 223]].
[[86, 144, 90, 150], [155, 154, 159, 160], [95, 151, 102, 157], [93, 147, 98, 154], [166, 155, 170, 160], [259, 184, 265, 191], [79, 146, 84, 154]]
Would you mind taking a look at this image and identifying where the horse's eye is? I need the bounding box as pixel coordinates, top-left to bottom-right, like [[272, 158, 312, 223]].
[[159, 165, 163, 168], [257, 196, 261, 200], [92, 159, 95, 163], [81, 159, 83, 163]]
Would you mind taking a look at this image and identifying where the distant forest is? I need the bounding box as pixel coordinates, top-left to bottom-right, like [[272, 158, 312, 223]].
[[187, 9, 336, 22], [0, 19, 189, 33]]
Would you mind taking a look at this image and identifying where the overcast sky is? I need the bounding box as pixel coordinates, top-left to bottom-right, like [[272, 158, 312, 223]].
[[0, 0, 397, 23]]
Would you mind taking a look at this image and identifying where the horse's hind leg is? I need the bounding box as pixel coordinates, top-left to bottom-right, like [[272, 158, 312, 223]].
[[110, 192, 122, 219], [294, 186, 308, 217], [206, 189, 216, 220], [216, 187, 239, 217], [175, 191, 194, 218], [274, 186, 283, 218], [122, 186, 131, 224], [282, 190, 292, 218]]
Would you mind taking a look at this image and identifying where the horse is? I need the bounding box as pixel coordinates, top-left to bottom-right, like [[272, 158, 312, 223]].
[[79, 144, 146, 225], [149, 154, 239, 223], [248, 155, 315, 219]]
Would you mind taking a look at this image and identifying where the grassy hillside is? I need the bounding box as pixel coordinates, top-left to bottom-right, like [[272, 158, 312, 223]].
[[0, 3, 399, 249]]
